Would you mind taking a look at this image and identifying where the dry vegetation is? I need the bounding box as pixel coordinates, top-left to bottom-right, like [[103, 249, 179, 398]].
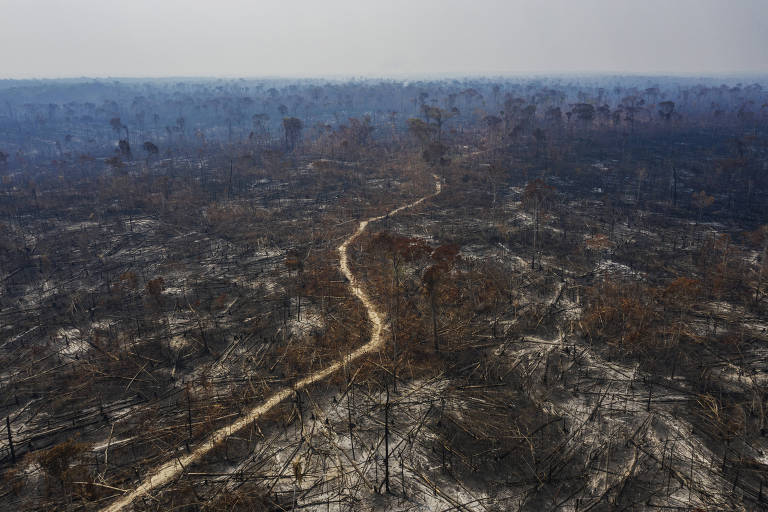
[[0, 77, 767, 510]]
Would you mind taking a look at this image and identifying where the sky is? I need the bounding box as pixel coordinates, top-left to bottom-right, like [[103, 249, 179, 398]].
[[1, 0, 767, 78]]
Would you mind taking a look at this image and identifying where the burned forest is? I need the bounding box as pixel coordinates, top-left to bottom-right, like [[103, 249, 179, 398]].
[[1, 75, 768, 511]]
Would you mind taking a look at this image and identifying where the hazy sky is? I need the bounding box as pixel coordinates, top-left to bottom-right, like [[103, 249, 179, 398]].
[[2, 0, 767, 78]]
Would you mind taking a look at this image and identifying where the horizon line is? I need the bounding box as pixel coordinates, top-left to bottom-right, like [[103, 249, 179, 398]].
[[2, 70, 768, 82]]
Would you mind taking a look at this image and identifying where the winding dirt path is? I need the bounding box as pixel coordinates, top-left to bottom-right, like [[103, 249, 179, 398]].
[[100, 177, 441, 512]]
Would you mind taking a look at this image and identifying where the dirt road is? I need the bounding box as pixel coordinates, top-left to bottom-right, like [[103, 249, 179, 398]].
[[100, 177, 441, 512]]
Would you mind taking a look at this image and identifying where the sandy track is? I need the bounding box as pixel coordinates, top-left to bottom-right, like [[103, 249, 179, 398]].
[[100, 177, 441, 512]]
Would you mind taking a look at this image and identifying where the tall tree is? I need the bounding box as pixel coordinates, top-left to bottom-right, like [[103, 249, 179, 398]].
[[282, 117, 304, 151], [523, 178, 554, 269]]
